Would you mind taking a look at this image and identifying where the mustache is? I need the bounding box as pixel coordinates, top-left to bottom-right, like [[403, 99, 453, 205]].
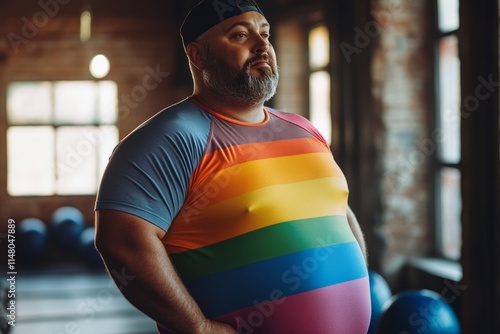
[[245, 54, 277, 73], [246, 54, 271, 66], [248, 54, 268, 65]]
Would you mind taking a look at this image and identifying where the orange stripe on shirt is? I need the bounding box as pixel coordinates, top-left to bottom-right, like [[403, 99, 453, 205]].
[[189, 137, 331, 188], [184, 152, 345, 208], [165, 177, 349, 253]]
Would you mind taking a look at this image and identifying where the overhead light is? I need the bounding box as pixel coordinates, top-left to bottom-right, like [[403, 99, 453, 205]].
[[80, 10, 92, 42], [89, 54, 110, 79]]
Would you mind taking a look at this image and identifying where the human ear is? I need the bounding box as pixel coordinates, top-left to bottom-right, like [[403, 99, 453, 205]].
[[187, 42, 206, 71]]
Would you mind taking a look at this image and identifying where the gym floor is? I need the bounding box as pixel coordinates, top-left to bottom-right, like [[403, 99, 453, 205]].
[[9, 265, 158, 334]]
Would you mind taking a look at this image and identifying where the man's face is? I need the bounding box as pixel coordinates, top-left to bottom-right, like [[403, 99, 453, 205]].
[[200, 11, 279, 104]]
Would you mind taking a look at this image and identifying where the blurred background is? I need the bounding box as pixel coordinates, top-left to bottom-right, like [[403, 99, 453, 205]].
[[0, 0, 498, 333]]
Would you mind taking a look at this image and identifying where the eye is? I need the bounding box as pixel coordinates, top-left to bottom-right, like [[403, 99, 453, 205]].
[[231, 32, 248, 41], [261, 32, 271, 39]]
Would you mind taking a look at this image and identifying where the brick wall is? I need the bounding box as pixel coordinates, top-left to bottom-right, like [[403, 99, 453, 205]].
[[272, 0, 434, 284], [274, 19, 307, 117], [371, 0, 434, 283], [0, 0, 436, 275], [0, 0, 190, 236]]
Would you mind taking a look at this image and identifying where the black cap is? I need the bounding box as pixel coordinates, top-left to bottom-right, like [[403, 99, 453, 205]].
[[180, 0, 264, 48]]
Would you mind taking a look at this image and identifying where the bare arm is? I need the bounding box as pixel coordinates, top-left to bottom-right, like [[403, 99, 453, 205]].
[[95, 210, 237, 334], [346, 206, 368, 263]]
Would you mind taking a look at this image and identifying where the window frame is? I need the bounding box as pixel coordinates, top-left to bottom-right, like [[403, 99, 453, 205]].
[[6, 80, 118, 197], [306, 22, 332, 146], [433, 0, 462, 260]]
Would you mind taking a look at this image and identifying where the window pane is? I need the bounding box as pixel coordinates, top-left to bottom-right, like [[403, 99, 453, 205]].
[[310, 71, 331, 145], [98, 81, 118, 124], [6, 80, 119, 197], [438, 35, 461, 163], [438, 0, 459, 32], [97, 126, 119, 181], [439, 168, 462, 260], [54, 81, 97, 125], [7, 126, 55, 196], [309, 25, 330, 69], [7, 82, 52, 124], [56, 126, 97, 195]]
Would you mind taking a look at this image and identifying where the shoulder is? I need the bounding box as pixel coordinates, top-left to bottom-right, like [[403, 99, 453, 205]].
[[132, 99, 211, 139], [266, 107, 328, 144], [116, 99, 212, 153], [97, 99, 211, 230]]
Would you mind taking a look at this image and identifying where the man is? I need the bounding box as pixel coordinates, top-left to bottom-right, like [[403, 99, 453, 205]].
[[95, 0, 371, 333]]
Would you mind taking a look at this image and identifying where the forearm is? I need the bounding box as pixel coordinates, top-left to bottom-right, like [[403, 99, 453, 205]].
[[95, 211, 236, 334], [346, 206, 368, 262], [100, 240, 206, 333]]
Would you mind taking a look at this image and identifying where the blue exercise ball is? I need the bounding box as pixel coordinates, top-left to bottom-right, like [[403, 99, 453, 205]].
[[78, 227, 104, 269], [377, 289, 461, 334], [18, 218, 48, 264], [50, 207, 86, 251], [368, 270, 392, 334]]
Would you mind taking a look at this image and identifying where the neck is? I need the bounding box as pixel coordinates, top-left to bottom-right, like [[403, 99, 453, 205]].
[[191, 92, 266, 124]]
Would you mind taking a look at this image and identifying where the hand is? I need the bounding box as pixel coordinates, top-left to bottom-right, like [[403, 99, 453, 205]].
[[202, 320, 238, 334], [159, 320, 237, 334]]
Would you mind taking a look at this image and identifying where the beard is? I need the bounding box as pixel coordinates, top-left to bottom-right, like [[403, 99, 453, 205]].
[[202, 49, 279, 105]]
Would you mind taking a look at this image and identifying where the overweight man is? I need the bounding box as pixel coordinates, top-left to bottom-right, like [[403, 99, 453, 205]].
[[95, 1, 371, 333]]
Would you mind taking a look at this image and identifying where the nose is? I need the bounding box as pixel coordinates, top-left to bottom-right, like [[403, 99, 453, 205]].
[[254, 34, 270, 55]]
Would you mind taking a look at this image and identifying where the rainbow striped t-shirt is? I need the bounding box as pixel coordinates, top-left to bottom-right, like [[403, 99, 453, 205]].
[[95, 98, 371, 334]]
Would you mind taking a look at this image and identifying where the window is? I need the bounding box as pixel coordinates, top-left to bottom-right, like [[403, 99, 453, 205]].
[[435, 0, 461, 259], [6, 81, 119, 196], [308, 24, 332, 145]]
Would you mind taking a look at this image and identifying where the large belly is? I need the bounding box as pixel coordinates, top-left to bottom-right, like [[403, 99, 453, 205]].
[[169, 226, 370, 334], [218, 276, 371, 334]]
